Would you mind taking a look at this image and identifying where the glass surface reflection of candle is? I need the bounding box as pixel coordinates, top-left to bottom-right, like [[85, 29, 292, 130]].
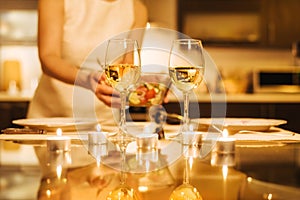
[[47, 128, 71, 152], [136, 134, 158, 172], [88, 132, 108, 165]]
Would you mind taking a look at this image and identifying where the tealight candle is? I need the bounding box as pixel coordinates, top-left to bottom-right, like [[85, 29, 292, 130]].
[[47, 136, 71, 152], [47, 128, 71, 152], [211, 129, 236, 166], [214, 137, 236, 154]]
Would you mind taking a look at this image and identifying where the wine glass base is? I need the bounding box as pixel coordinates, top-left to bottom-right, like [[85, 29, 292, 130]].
[[170, 183, 202, 200], [107, 132, 136, 147], [106, 184, 139, 200]]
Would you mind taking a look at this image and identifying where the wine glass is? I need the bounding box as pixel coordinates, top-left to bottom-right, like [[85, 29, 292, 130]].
[[104, 38, 141, 144], [168, 39, 205, 135], [104, 38, 140, 200]]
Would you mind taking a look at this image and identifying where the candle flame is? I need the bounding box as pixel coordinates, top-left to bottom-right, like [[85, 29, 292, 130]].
[[222, 129, 229, 137], [188, 157, 193, 170], [56, 128, 62, 136], [56, 165, 62, 179], [46, 189, 51, 198], [222, 165, 228, 181]]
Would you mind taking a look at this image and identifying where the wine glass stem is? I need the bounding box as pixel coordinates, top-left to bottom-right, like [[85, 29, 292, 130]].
[[183, 92, 190, 132], [119, 90, 127, 136], [183, 157, 190, 184], [120, 144, 127, 185]]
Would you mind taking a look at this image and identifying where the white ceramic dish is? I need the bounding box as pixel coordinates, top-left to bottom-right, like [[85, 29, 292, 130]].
[[13, 117, 99, 132], [191, 118, 287, 133]]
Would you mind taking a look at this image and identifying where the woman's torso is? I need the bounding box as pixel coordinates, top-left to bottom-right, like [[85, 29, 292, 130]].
[[27, 0, 135, 126]]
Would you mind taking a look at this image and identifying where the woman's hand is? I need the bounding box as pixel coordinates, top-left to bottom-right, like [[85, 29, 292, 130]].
[[95, 73, 121, 108]]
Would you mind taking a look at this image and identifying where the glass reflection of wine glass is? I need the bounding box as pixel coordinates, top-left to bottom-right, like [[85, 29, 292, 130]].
[[168, 39, 205, 135], [105, 143, 139, 200], [104, 38, 141, 144], [169, 132, 203, 200], [104, 38, 140, 200]]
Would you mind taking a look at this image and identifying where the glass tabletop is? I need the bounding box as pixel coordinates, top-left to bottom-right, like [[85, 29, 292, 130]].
[[1, 127, 300, 200]]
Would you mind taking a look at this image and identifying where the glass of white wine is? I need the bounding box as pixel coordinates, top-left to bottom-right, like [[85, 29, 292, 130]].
[[104, 38, 141, 144], [104, 38, 141, 199], [168, 39, 205, 135]]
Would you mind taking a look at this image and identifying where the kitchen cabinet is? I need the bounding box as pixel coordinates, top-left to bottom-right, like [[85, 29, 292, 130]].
[[177, 0, 300, 48], [0, 102, 29, 130], [263, 0, 300, 47]]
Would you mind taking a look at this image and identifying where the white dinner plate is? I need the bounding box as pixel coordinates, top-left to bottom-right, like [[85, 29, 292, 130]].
[[191, 118, 287, 133], [13, 117, 99, 132]]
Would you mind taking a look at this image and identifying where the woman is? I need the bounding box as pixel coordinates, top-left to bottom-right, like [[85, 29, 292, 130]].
[[27, 0, 147, 125], [29, 0, 147, 199]]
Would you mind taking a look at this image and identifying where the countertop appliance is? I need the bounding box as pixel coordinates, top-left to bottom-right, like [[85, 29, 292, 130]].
[[253, 66, 300, 93]]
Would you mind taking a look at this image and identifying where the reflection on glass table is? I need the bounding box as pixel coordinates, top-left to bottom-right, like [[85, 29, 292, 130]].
[[1, 127, 300, 200]]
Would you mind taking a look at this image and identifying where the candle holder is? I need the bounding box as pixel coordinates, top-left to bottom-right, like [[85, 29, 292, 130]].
[[136, 133, 158, 150], [211, 137, 236, 166], [47, 136, 71, 152]]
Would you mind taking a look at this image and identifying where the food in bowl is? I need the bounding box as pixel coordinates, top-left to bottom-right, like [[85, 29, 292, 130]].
[[128, 82, 168, 107]]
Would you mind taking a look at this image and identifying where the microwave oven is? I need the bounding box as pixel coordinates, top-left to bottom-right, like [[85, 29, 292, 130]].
[[253, 66, 300, 93]]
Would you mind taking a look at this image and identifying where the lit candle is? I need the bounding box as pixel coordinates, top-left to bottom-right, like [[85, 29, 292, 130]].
[[47, 128, 71, 152], [211, 129, 236, 166], [214, 129, 235, 154]]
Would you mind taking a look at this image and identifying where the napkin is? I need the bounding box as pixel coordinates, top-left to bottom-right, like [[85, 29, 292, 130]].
[[229, 127, 300, 141]]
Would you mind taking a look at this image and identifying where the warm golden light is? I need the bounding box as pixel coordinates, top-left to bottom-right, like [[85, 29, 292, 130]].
[[222, 129, 229, 137], [222, 165, 228, 181], [46, 189, 51, 198], [56, 128, 62, 136], [146, 22, 151, 29], [188, 157, 193, 171], [56, 165, 62, 179], [138, 186, 148, 192]]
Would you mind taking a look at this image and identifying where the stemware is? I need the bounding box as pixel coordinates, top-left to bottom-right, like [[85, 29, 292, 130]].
[[104, 38, 140, 200], [104, 38, 141, 144], [168, 39, 205, 135]]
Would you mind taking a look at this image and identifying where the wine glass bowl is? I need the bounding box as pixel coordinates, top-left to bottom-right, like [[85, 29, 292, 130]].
[[104, 38, 141, 142], [168, 39, 205, 134]]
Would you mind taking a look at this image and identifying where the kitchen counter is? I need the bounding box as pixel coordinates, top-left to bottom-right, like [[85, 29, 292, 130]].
[[0, 92, 33, 102], [168, 92, 300, 103], [2, 91, 300, 103]]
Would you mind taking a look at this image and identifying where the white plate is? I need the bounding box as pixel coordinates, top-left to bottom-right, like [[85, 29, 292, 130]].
[[192, 118, 287, 133], [13, 117, 99, 132]]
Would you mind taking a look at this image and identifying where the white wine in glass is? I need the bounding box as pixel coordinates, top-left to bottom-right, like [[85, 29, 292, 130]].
[[168, 39, 205, 134]]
